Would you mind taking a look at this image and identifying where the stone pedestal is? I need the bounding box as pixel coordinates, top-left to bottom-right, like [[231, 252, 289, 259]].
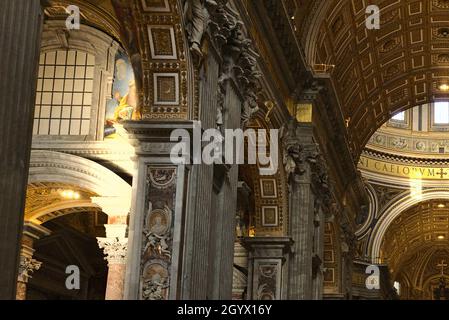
[[97, 224, 128, 300], [0, 0, 44, 300], [243, 237, 292, 300]]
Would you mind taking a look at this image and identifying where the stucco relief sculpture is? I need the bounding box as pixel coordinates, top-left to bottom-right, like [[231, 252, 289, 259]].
[[183, 0, 218, 58], [281, 121, 320, 180], [143, 206, 172, 259], [184, 0, 262, 127], [141, 167, 175, 301], [141, 261, 170, 300]]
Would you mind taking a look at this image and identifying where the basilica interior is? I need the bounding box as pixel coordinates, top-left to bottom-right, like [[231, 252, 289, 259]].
[[4, 0, 449, 301]]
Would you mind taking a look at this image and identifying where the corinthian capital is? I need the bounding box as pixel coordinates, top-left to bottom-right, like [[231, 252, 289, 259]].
[[18, 256, 42, 283], [97, 237, 128, 265]]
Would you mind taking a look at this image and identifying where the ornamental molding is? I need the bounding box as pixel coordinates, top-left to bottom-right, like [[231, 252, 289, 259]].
[[362, 149, 449, 166], [367, 131, 449, 158], [97, 237, 128, 265], [29, 150, 132, 198]]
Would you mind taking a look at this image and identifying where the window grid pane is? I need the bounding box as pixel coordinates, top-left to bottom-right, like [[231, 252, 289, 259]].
[[434, 102, 449, 124], [391, 111, 405, 121], [34, 50, 94, 136]]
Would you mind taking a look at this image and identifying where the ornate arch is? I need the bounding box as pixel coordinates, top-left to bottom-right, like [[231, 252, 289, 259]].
[[368, 189, 449, 261], [297, 0, 449, 159], [355, 182, 377, 238], [27, 150, 132, 223]]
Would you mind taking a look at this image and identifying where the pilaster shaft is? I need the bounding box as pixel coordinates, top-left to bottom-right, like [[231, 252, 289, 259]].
[[288, 169, 316, 299], [283, 121, 328, 300], [0, 0, 44, 300]]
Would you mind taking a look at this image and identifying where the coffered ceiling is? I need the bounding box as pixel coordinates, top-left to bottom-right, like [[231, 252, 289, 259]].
[[26, 182, 100, 224], [381, 200, 449, 279], [291, 0, 449, 158]]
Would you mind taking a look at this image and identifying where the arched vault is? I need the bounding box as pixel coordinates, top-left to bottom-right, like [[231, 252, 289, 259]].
[[27, 150, 132, 224], [298, 0, 449, 158]]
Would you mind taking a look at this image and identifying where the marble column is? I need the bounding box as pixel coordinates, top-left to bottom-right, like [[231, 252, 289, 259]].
[[16, 222, 51, 300], [97, 224, 128, 300], [340, 219, 356, 299], [0, 0, 44, 300]]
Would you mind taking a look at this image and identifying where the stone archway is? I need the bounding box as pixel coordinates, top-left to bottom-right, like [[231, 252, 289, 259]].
[[20, 150, 133, 300], [29, 150, 131, 199], [369, 189, 449, 262]]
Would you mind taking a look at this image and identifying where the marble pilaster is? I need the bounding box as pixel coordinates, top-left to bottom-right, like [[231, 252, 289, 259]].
[[123, 121, 192, 300], [0, 0, 44, 299], [283, 121, 328, 300]]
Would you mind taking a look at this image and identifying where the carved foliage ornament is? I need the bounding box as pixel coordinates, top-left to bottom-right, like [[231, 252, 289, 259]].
[[18, 256, 42, 283], [97, 237, 128, 265]]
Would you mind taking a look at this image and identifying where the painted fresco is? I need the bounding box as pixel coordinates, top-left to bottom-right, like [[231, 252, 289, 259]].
[[105, 51, 137, 138]]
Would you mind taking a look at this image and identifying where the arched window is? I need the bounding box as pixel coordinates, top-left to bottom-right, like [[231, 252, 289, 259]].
[[34, 50, 95, 136], [394, 281, 401, 295], [434, 102, 449, 125], [391, 111, 405, 122], [34, 50, 95, 135]]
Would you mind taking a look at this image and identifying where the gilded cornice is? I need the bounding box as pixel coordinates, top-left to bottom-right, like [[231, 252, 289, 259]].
[[367, 129, 449, 159]]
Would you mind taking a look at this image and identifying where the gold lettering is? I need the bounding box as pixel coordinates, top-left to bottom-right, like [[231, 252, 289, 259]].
[[358, 157, 449, 180], [374, 161, 382, 171]]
